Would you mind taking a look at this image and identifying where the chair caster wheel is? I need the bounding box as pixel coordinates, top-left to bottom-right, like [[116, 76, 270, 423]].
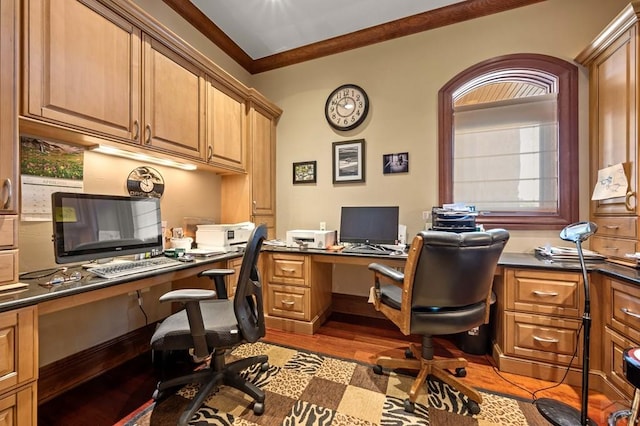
[[260, 362, 269, 371], [405, 348, 415, 359], [403, 399, 415, 413], [466, 400, 480, 415], [253, 402, 264, 415], [455, 367, 467, 377], [373, 365, 383, 375]]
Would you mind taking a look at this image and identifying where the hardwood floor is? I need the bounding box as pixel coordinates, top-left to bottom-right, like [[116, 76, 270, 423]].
[[38, 313, 626, 425]]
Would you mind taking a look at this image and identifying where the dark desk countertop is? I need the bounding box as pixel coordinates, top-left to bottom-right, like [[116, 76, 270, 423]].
[[0, 252, 241, 313], [2, 249, 639, 314]]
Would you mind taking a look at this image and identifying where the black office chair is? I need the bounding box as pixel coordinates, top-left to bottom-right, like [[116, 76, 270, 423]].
[[150, 224, 268, 426], [370, 228, 509, 414]]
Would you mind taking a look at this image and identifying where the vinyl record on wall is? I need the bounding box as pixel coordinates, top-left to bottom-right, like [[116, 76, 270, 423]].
[[126, 166, 165, 198]]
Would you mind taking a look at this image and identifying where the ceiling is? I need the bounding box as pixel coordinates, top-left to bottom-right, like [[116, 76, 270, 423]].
[[162, 0, 545, 74]]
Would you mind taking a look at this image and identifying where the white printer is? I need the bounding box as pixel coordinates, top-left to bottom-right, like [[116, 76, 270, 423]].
[[286, 229, 336, 249], [196, 222, 255, 252]]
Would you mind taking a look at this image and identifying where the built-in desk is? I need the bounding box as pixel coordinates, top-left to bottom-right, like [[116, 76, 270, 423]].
[[2, 248, 640, 415]]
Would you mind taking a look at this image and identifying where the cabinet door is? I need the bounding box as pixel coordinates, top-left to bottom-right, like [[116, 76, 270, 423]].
[[0, 307, 38, 396], [590, 26, 637, 215], [0, 383, 37, 426], [143, 35, 205, 160], [250, 107, 276, 217], [0, 0, 17, 214], [25, 0, 141, 141], [206, 81, 246, 171]]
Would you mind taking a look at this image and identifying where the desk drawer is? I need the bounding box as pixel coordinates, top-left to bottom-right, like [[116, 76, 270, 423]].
[[604, 327, 638, 398], [505, 268, 582, 317], [590, 235, 636, 260], [268, 254, 308, 286], [0, 250, 18, 285], [595, 216, 637, 238], [609, 279, 640, 343], [504, 312, 582, 366], [266, 284, 309, 321], [0, 215, 17, 248]]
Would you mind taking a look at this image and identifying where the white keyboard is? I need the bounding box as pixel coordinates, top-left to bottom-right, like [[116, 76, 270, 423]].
[[88, 257, 182, 279]]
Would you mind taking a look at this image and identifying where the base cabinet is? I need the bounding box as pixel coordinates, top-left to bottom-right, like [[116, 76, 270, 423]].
[[263, 253, 332, 334], [0, 307, 38, 426], [495, 268, 587, 384]]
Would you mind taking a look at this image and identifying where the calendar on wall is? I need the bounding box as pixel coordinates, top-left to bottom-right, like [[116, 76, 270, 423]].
[[20, 137, 85, 221]]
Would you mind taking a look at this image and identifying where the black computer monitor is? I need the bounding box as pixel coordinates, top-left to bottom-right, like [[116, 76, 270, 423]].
[[339, 206, 399, 245], [51, 192, 164, 264]]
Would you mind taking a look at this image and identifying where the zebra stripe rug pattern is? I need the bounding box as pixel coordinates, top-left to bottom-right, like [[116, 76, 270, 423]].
[[126, 342, 547, 425]]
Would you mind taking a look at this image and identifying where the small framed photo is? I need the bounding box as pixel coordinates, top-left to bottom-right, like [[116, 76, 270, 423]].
[[332, 139, 365, 184], [293, 161, 317, 184], [383, 152, 409, 174]]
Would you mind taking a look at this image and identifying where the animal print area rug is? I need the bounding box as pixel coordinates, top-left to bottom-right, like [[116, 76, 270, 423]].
[[122, 342, 549, 425]]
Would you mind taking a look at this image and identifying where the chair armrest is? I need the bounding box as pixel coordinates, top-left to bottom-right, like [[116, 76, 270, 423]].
[[198, 268, 235, 278], [368, 263, 404, 283], [159, 289, 217, 304]]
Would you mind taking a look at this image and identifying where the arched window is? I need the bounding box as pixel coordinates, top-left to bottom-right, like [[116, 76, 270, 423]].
[[438, 54, 579, 230]]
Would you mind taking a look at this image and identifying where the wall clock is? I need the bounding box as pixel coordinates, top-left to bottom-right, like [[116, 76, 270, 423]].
[[126, 166, 165, 198], [325, 84, 369, 131]]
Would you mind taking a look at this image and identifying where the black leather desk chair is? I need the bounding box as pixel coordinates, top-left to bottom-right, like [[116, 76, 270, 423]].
[[369, 229, 509, 413], [150, 224, 268, 425]]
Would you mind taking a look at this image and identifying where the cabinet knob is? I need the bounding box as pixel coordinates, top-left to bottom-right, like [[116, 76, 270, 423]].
[[2, 178, 12, 210], [144, 124, 151, 145], [532, 335, 560, 344], [532, 290, 559, 297], [621, 307, 640, 319], [132, 120, 139, 140], [625, 191, 636, 212]]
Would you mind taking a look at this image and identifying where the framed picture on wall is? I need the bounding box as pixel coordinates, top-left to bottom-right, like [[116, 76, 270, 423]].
[[383, 152, 409, 174], [293, 161, 317, 184], [332, 139, 365, 184]]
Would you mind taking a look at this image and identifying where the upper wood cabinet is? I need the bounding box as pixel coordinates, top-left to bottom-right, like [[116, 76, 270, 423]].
[[142, 34, 205, 160], [24, 0, 225, 164], [24, 0, 141, 141], [576, 2, 640, 264], [206, 79, 247, 172]]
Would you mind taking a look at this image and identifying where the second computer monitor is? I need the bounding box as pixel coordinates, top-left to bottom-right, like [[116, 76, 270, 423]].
[[339, 206, 399, 245]]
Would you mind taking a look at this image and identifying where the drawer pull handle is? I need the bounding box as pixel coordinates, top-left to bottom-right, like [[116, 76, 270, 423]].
[[621, 307, 640, 319], [532, 290, 559, 297], [626, 191, 636, 212], [603, 247, 619, 251], [2, 178, 12, 210], [533, 335, 560, 343], [604, 225, 620, 229], [280, 268, 296, 273], [281, 300, 295, 308]]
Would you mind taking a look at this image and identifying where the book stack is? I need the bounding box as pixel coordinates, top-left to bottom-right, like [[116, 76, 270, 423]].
[[534, 245, 606, 262]]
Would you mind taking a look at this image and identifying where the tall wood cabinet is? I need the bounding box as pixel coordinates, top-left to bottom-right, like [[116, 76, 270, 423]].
[[576, 2, 640, 264], [221, 90, 282, 239], [0, 0, 19, 288]]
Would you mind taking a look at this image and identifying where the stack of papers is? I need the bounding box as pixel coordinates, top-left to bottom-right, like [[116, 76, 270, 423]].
[[535, 245, 606, 262]]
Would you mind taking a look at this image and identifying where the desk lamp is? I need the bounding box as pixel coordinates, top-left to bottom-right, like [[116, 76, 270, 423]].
[[535, 221, 598, 426]]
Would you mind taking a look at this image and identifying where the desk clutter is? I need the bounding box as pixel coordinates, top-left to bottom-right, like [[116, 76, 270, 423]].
[[534, 245, 606, 262]]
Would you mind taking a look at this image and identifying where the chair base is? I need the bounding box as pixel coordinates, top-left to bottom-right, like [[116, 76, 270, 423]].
[[154, 350, 268, 426], [375, 342, 482, 412], [608, 388, 640, 426]]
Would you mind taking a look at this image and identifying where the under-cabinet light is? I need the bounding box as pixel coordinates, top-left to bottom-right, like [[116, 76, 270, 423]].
[[92, 145, 198, 171]]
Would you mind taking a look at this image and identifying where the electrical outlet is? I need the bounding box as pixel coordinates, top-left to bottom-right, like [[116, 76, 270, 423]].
[[422, 211, 430, 221], [320, 222, 326, 231]]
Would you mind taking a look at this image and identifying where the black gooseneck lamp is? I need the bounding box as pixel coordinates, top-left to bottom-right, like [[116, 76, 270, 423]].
[[535, 221, 598, 426]]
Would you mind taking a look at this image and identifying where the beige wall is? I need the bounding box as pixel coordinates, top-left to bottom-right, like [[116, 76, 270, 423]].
[[25, 0, 633, 363], [252, 0, 628, 251]]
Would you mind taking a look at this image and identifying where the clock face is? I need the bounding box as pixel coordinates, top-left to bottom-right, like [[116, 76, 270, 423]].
[[325, 84, 369, 131], [126, 166, 165, 198]]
